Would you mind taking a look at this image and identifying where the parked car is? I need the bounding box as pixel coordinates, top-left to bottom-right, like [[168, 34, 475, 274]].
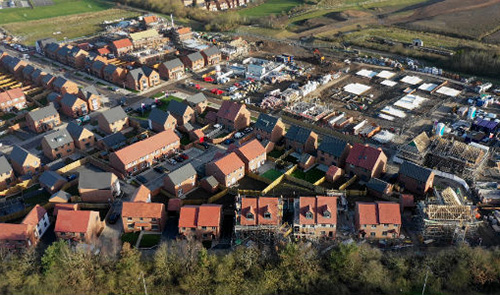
[[136, 175, 148, 184], [154, 166, 166, 173], [107, 212, 120, 224], [244, 127, 253, 134], [124, 107, 133, 113], [223, 138, 234, 145], [175, 156, 184, 162], [168, 158, 177, 165], [214, 124, 222, 129], [234, 132, 244, 139], [180, 153, 189, 160], [201, 142, 210, 149], [66, 174, 77, 181]]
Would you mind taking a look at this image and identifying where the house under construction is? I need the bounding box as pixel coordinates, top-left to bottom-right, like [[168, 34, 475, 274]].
[[417, 187, 482, 243], [234, 195, 291, 245], [424, 137, 488, 179], [397, 131, 431, 164]]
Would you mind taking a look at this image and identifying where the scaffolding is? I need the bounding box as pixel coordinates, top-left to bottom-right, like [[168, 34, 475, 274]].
[[417, 187, 482, 243]]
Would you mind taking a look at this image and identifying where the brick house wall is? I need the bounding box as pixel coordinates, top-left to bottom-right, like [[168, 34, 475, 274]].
[[26, 113, 61, 133], [179, 224, 221, 241], [123, 213, 167, 233], [98, 117, 129, 134], [42, 141, 75, 161], [317, 144, 351, 168], [398, 172, 434, 195], [346, 153, 387, 181], [206, 163, 244, 187], [11, 154, 41, 176], [0, 170, 15, 190], [164, 175, 197, 198]]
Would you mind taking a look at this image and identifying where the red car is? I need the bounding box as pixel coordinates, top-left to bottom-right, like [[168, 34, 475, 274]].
[[211, 88, 223, 95], [180, 153, 189, 160], [234, 82, 240, 87], [204, 76, 215, 83], [195, 84, 201, 90]]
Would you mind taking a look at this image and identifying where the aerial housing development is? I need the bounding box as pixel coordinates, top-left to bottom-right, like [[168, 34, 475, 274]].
[[0, 1, 500, 293]]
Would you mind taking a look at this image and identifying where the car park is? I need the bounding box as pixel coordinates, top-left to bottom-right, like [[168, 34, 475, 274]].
[[234, 132, 244, 139], [180, 153, 189, 160], [136, 175, 148, 184], [168, 158, 177, 165], [154, 166, 167, 173]]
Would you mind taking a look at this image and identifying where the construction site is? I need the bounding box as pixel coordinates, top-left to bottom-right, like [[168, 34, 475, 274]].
[[417, 187, 482, 244]]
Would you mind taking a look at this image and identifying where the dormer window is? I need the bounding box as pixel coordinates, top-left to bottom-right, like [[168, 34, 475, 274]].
[[305, 211, 313, 219], [246, 212, 254, 220], [263, 212, 271, 219], [323, 210, 331, 219]]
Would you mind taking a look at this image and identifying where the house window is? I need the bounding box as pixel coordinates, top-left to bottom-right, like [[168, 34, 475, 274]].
[[370, 232, 376, 237], [212, 227, 216, 230], [305, 211, 313, 219], [320, 231, 326, 235], [152, 218, 157, 222], [202, 226, 207, 230], [127, 217, 132, 221], [128, 224, 134, 229], [246, 212, 254, 220], [323, 210, 331, 218], [139, 217, 143, 221], [263, 212, 271, 219], [382, 231, 388, 236], [371, 225, 377, 229], [383, 224, 389, 228]]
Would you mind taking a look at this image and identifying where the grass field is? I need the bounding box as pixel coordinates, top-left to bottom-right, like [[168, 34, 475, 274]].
[[291, 168, 325, 183], [0, 0, 112, 25], [3, 8, 140, 45], [261, 169, 283, 181], [238, 0, 302, 17]]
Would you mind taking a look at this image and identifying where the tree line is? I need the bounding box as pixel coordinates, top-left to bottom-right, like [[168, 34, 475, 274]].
[[1, 240, 500, 294]]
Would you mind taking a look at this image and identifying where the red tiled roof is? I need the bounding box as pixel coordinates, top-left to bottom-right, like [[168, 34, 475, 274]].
[[97, 47, 111, 56], [298, 196, 337, 225], [177, 27, 191, 35], [111, 38, 133, 50], [299, 197, 316, 225], [258, 197, 279, 225], [113, 129, 180, 165], [240, 197, 258, 226], [122, 202, 164, 218], [22, 204, 47, 226], [376, 202, 401, 224], [178, 205, 198, 228], [53, 203, 79, 216], [212, 152, 244, 176], [356, 202, 378, 225], [235, 139, 265, 163], [346, 143, 384, 171], [131, 185, 150, 202], [197, 204, 222, 227], [217, 101, 244, 122], [54, 210, 94, 233], [143, 15, 157, 24], [0, 223, 30, 241], [0, 88, 24, 105]]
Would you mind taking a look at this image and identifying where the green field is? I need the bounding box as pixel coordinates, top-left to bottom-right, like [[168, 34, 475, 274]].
[[3, 8, 140, 45], [261, 169, 283, 181], [238, 0, 302, 17], [0, 0, 112, 25]]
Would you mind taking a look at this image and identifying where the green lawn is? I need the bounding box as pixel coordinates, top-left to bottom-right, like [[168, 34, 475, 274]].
[[139, 234, 161, 248], [121, 232, 140, 245], [261, 169, 283, 181], [0, 0, 112, 25], [238, 0, 302, 17], [267, 149, 285, 158], [291, 168, 325, 183]]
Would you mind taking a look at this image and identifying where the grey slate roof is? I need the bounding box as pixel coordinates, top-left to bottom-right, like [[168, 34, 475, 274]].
[[366, 178, 390, 193], [167, 99, 190, 117], [78, 171, 114, 190], [60, 93, 80, 107], [103, 64, 117, 75], [0, 156, 12, 175], [42, 129, 73, 150], [22, 65, 35, 77], [202, 46, 220, 57], [100, 106, 127, 124], [163, 58, 183, 71], [49, 190, 71, 202], [66, 122, 91, 140], [46, 92, 61, 103], [187, 51, 203, 62], [186, 92, 206, 106], [2, 56, 22, 71], [81, 85, 100, 100], [28, 103, 58, 122], [148, 108, 172, 125], [52, 76, 68, 89], [39, 171, 66, 188], [41, 74, 54, 85], [202, 175, 218, 187], [254, 113, 279, 134], [31, 69, 43, 80], [166, 163, 196, 185], [318, 136, 348, 158], [142, 66, 156, 78], [399, 161, 433, 183], [128, 67, 145, 80], [100, 132, 126, 149], [92, 60, 106, 72], [285, 125, 312, 144], [56, 45, 72, 58], [9, 145, 32, 167], [44, 43, 60, 54]]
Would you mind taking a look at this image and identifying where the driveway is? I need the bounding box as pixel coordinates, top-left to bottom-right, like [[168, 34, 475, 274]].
[[97, 200, 123, 256]]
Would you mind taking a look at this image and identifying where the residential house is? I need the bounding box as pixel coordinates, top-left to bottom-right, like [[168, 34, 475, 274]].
[[49, 191, 72, 203], [44, 43, 61, 60], [103, 64, 127, 85], [142, 66, 160, 87], [1, 55, 27, 78], [298, 154, 316, 170], [345, 144, 387, 181], [39, 170, 67, 194], [41, 128, 75, 160], [254, 113, 285, 143], [148, 108, 177, 132], [181, 52, 204, 71], [78, 85, 102, 111], [284, 125, 318, 154], [53, 203, 79, 216], [22, 204, 50, 241], [25, 103, 61, 133], [317, 136, 351, 168], [163, 163, 197, 198], [98, 132, 127, 151], [234, 139, 266, 172], [30, 69, 46, 85], [0, 156, 15, 190], [53, 77, 79, 95], [78, 171, 120, 203], [184, 92, 207, 114], [35, 38, 56, 55], [97, 106, 129, 134], [325, 165, 343, 183], [85, 53, 108, 70], [67, 46, 88, 69], [216, 101, 251, 131], [172, 27, 193, 43], [55, 45, 72, 64], [366, 178, 393, 199], [0, 88, 27, 112], [47, 92, 61, 108], [40, 74, 56, 89], [200, 175, 218, 193], [293, 196, 337, 239], [237, 196, 281, 228], [54, 210, 103, 243], [9, 145, 41, 176], [158, 58, 185, 80], [167, 99, 195, 125], [355, 202, 401, 239], [129, 29, 165, 48], [110, 38, 134, 56], [178, 204, 223, 241], [122, 202, 167, 233], [206, 152, 245, 187], [109, 130, 180, 175], [131, 185, 151, 203], [201, 46, 221, 66], [125, 67, 159, 91], [60, 93, 88, 118], [398, 161, 434, 195], [66, 122, 95, 150], [0, 223, 35, 250], [22, 64, 35, 81], [91, 60, 107, 78]]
